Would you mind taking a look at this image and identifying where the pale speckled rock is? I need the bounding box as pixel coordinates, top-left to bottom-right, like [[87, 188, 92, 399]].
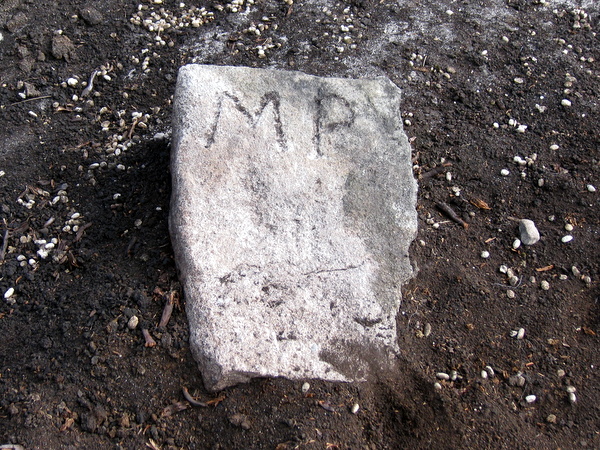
[[519, 219, 540, 245], [170, 64, 417, 391]]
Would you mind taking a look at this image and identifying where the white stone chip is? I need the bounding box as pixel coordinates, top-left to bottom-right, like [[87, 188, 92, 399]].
[[171, 65, 418, 391]]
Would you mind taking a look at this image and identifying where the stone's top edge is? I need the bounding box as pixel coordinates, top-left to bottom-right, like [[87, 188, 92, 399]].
[[177, 63, 399, 90]]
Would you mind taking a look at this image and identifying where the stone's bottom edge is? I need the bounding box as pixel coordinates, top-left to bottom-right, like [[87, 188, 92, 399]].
[[195, 340, 398, 392], [201, 367, 357, 393]]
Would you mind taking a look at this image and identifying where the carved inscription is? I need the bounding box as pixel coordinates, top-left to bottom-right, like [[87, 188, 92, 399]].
[[206, 91, 287, 150], [313, 91, 356, 157], [205, 89, 357, 156]]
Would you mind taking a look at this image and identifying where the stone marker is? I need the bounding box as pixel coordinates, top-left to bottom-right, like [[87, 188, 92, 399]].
[[170, 64, 417, 391]]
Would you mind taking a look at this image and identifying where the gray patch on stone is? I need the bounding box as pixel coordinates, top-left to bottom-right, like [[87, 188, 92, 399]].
[[170, 64, 417, 391]]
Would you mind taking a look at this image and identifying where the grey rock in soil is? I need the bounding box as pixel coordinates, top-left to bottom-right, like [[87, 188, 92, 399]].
[[51, 34, 75, 61], [519, 219, 540, 245], [170, 64, 417, 391], [80, 5, 104, 26]]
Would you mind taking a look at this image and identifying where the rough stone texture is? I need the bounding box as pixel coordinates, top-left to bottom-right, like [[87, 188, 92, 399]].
[[170, 64, 417, 391], [519, 219, 540, 245]]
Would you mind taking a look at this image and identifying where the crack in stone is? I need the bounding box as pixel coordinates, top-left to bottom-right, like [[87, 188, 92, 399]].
[[302, 263, 363, 276]]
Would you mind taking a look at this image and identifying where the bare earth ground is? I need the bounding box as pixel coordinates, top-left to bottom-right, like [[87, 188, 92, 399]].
[[0, 0, 598, 448]]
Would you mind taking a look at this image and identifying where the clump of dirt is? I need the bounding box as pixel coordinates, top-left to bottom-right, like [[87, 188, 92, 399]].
[[0, 0, 598, 448]]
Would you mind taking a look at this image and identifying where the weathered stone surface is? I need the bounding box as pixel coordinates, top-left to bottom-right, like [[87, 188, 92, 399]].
[[170, 64, 417, 391]]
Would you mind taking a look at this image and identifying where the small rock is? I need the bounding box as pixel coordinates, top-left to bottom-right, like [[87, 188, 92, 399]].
[[540, 280, 550, 290], [24, 82, 41, 98], [561, 99, 572, 107], [481, 250, 490, 259], [561, 235, 573, 243], [525, 394, 537, 403], [500, 168, 510, 176], [512, 239, 521, 250], [423, 322, 432, 337], [51, 34, 76, 61], [229, 413, 251, 430], [546, 414, 557, 423], [587, 184, 596, 192], [6, 12, 29, 33], [509, 373, 526, 387], [301, 382, 310, 393], [516, 328, 525, 339], [506, 289, 515, 299], [80, 5, 104, 25], [350, 403, 360, 414], [436, 372, 450, 380], [519, 219, 540, 245], [127, 315, 139, 330]]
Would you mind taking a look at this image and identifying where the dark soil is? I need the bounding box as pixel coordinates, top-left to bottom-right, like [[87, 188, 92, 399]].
[[0, 0, 598, 448]]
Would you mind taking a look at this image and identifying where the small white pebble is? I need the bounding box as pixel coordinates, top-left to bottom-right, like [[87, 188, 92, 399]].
[[525, 395, 537, 403], [550, 144, 559, 150], [561, 235, 573, 243], [516, 124, 527, 133], [500, 169, 510, 176], [481, 370, 488, 379], [481, 251, 490, 259], [572, 266, 581, 277], [127, 315, 139, 330], [485, 366, 495, 377], [67, 77, 78, 87], [4, 287, 14, 299], [559, 274, 568, 280], [301, 382, 310, 393], [351, 403, 360, 414], [512, 239, 521, 250], [514, 77, 524, 84], [566, 386, 576, 393], [564, 223, 573, 231], [424, 323, 432, 337], [587, 184, 596, 192], [499, 265, 508, 274], [540, 280, 550, 290], [557, 369, 566, 377], [436, 372, 450, 380], [517, 328, 525, 339], [561, 99, 572, 107], [507, 289, 516, 299], [434, 382, 442, 390], [568, 392, 577, 403]]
